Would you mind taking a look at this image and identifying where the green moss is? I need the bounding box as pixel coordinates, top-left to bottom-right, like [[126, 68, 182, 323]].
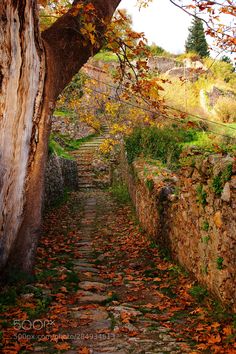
[[201, 236, 210, 244], [216, 257, 224, 270], [202, 221, 209, 231], [212, 164, 233, 196], [196, 184, 207, 206], [145, 178, 154, 191]]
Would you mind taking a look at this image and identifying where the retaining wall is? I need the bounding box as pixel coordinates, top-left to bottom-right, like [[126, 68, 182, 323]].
[[120, 148, 236, 311], [44, 155, 78, 209]]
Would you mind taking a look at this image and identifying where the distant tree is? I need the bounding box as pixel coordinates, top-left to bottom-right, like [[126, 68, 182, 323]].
[[147, 43, 168, 56], [185, 17, 209, 57]]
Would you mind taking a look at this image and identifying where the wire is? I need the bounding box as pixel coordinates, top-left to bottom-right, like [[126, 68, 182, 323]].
[[82, 72, 236, 133], [83, 84, 236, 141]]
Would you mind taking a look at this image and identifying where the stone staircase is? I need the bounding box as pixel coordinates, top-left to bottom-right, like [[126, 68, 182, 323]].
[[70, 126, 110, 189]]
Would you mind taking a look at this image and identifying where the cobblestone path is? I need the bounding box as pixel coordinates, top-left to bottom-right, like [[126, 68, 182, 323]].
[[34, 190, 193, 353], [23, 190, 233, 354], [1, 141, 235, 353]]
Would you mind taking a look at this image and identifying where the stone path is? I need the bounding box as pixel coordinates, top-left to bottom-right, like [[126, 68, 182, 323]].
[[1, 136, 234, 353], [34, 190, 192, 354]]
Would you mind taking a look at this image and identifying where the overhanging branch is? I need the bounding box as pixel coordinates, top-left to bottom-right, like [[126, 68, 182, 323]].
[[42, 0, 121, 101]]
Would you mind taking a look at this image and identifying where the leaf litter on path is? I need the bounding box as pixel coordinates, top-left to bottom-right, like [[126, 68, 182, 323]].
[[0, 190, 235, 353]]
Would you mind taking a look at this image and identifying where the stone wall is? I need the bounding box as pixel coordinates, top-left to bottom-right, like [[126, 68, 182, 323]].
[[148, 57, 181, 73], [44, 155, 78, 209], [120, 148, 236, 311]]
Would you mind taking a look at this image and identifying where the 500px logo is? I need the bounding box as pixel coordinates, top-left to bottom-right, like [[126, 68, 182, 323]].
[[13, 319, 55, 331]]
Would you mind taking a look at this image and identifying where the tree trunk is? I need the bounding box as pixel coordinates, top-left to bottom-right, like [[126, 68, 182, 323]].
[[0, 0, 121, 277]]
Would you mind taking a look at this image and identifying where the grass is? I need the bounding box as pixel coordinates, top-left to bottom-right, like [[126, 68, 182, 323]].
[[48, 138, 74, 160], [189, 285, 208, 303], [45, 187, 70, 211], [0, 288, 17, 311], [93, 51, 119, 62], [109, 182, 130, 204], [48, 133, 97, 159], [26, 296, 52, 319], [58, 133, 97, 151], [181, 131, 213, 150], [53, 109, 75, 118]]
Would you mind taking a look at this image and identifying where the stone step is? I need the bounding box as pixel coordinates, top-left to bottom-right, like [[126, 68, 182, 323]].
[[78, 167, 93, 172], [78, 172, 94, 176], [78, 180, 94, 185], [82, 142, 104, 145], [78, 185, 95, 189], [78, 177, 94, 181], [80, 139, 105, 147]]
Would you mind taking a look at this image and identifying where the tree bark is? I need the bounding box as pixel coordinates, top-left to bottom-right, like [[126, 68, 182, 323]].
[[0, 0, 121, 276]]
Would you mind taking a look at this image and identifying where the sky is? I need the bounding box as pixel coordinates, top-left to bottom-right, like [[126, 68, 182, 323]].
[[118, 0, 192, 54]]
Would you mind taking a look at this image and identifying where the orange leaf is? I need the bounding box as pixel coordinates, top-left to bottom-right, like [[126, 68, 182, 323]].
[[223, 325, 232, 336], [55, 342, 71, 350], [128, 330, 139, 337], [120, 311, 131, 323], [145, 303, 155, 308], [211, 322, 221, 329], [208, 334, 221, 344], [197, 343, 209, 350], [78, 347, 90, 354]]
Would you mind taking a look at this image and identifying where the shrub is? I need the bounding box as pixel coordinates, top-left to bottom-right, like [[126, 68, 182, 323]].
[[125, 126, 197, 167], [125, 127, 143, 164], [109, 182, 130, 204], [214, 97, 236, 123]]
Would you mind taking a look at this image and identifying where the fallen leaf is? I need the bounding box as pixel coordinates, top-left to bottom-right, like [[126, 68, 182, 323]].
[[78, 347, 90, 354], [196, 343, 209, 350], [55, 342, 71, 350], [208, 334, 221, 344], [223, 325, 232, 336]]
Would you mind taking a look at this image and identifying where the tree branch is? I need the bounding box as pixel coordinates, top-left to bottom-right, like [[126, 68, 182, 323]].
[[42, 0, 121, 101]]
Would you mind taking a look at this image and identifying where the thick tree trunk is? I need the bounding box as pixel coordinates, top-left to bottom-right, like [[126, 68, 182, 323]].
[[0, 0, 121, 276], [0, 0, 46, 274]]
